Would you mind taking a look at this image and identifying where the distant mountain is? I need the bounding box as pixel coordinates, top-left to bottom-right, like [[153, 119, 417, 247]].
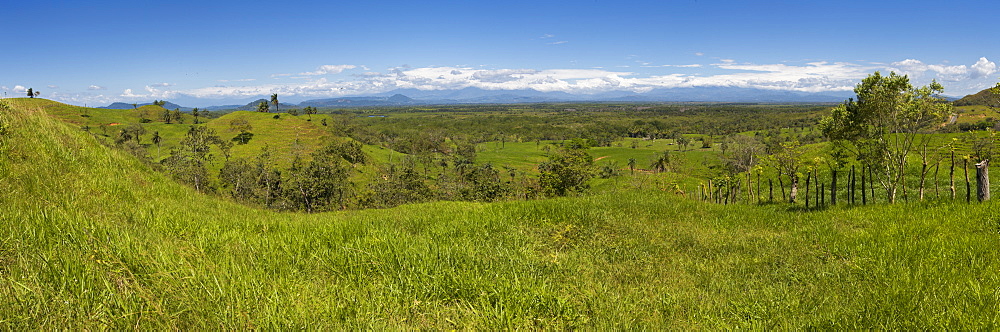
[[101, 101, 192, 112], [101, 86, 859, 111], [299, 94, 416, 107], [225, 99, 300, 112], [954, 87, 1000, 107]]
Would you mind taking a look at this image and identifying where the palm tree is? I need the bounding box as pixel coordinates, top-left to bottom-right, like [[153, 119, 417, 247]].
[[192, 108, 200, 124], [628, 158, 637, 175], [257, 101, 270, 113], [152, 131, 162, 159], [270, 94, 279, 114]]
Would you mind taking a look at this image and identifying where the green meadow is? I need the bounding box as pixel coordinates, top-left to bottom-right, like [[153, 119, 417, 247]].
[[2, 98, 1000, 328]]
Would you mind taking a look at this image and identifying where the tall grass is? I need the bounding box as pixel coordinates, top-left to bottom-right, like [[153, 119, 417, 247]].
[[2, 99, 999, 328]]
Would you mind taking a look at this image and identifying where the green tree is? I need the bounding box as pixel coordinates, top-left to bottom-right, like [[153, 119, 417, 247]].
[[270, 93, 279, 114], [163, 126, 223, 193], [26, 88, 33, 98], [538, 141, 594, 196], [257, 101, 270, 113], [819, 71, 952, 202], [650, 151, 671, 173], [192, 108, 200, 124], [161, 109, 173, 124], [304, 106, 318, 121], [151, 131, 162, 158], [627, 157, 637, 175], [765, 141, 805, 203], [676, 136, 690, 151]]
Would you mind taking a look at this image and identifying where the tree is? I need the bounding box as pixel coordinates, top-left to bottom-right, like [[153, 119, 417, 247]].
[[304, 106, 318, 121], [192, 107, 200, 124], [34, 90, 39, 98], [151, 131, 162, 159], [701, 136, 714, 149], [163, 126, 223, 193], [627, 158, 637, 175], [270, 93, 279, 114], [819, 71, 952, 202], [161, 109, 173, 124], [650, 151, 671, 173], [538, 140, 594, 196], [257, 101, 270, 113], [766, 141, 805, 203], [723, 135, 764, 174], [676, 136, 690, 151], [27, 88, 33, 98]]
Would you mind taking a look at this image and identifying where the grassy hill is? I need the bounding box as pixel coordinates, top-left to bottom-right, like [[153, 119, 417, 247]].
[[3, 98, 1000, 328], [955, 86, 1000, 107]]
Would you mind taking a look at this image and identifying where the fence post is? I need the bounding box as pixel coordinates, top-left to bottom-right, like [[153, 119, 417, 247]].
[[965, 158, 971, 203], [977, 160, 989, 202], [831, 169, 837, 205]]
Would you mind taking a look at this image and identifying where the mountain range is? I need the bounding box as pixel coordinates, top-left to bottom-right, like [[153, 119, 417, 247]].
[[100, 86, 929, 111]]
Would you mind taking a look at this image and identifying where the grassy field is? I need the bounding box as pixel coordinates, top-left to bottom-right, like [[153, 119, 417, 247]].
[[3, 98, 1000, 328]]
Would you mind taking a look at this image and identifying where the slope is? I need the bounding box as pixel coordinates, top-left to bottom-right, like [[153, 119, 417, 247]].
[[955, 86, 1000, 107], [1, 99, 999, 329]]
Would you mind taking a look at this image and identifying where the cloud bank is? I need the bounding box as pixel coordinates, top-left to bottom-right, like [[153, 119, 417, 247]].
[[24, 57, 998, 106]]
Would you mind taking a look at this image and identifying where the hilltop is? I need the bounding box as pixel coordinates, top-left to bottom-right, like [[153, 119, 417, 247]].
[[102, 100, 191, 112], [954, 86, 1000, 107]]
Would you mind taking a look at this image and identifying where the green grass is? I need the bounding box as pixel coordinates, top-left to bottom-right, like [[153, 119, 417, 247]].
[[3, 98, 1000, 328]]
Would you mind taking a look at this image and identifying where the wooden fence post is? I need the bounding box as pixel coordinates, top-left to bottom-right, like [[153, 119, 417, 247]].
[[861, 164, 867, 205], [951, 151, 956, 199], [805, 171, 811, 208], [965, 158, 971, 203], [849, 165, 856, 205], [977, 160, 989, 202], [831, 169, 838, 206]]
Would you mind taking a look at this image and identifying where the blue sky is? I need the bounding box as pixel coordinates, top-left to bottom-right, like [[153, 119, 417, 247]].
[[3, 0, 999, 106]]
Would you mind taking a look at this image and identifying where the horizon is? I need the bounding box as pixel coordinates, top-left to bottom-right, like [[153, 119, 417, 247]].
[[3, 0, 998, 107]]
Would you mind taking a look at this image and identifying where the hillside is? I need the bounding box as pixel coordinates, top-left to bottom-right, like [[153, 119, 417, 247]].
[[2, 98, 1000, 328], [954, 86, 1000, 107]]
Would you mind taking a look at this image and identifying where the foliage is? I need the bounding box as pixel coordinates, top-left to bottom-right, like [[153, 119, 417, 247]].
[[162, 126, 224, 192], [539, 142, 594, 196], [819, 71, 953, 202]]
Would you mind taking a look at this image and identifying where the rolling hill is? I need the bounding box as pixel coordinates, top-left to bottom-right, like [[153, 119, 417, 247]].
[[2, 98, 999, 328], [954, 86, 1000, 107]]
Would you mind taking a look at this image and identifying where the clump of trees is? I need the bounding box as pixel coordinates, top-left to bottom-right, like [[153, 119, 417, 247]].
[[819, 71, 952, 203], [539, 139, 595, 197]]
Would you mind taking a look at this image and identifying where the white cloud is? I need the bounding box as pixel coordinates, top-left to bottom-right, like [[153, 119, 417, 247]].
[[44, 57, 999, 106], [888, 57, 997, 82], [300, 64, 358, 76], [695, 52, 705, 56], [88, 85, 105, 90], [13, 85, 26, 93], [641, 64, 703, 68], [149, 82, 173, 87], [540, 34, 555, 39], [47, 85, 59, 89], [548, 41, 568, 45], [971, 57, 997, 78]]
